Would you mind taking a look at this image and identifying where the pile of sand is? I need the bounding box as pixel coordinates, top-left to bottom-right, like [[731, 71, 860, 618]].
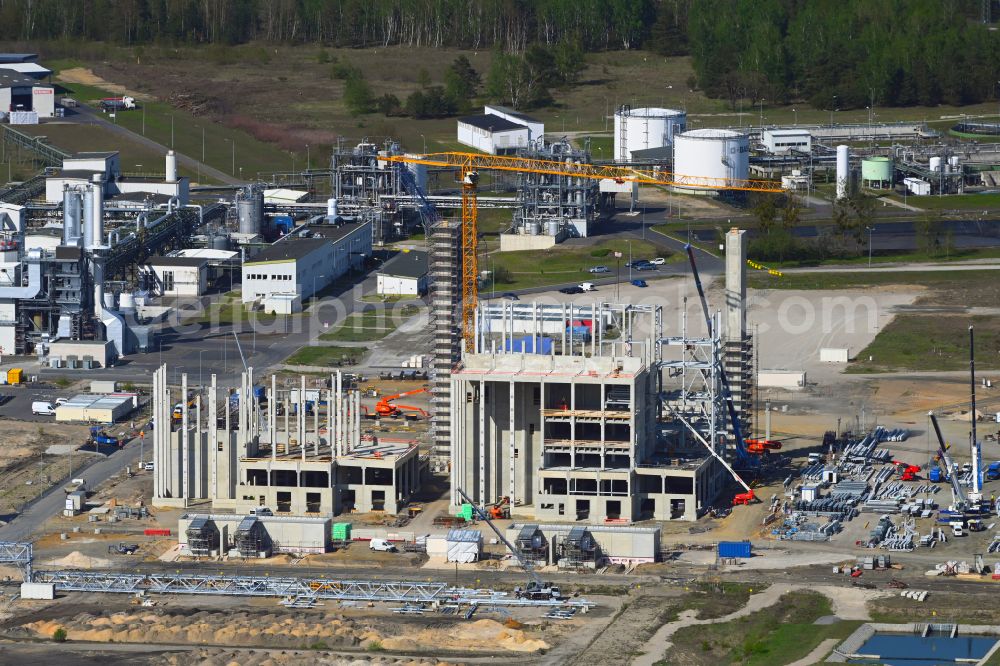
[[152, 649, 459, 666], [379, 618, 548, 654], [56, 68, 153, 101], [23, 609, 365, 648], [44, 551, 113, 568]]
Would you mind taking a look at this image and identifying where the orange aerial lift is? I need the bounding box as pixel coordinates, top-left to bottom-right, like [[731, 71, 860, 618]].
[[374, 387, 429, 418], [383, 151, 783, 348]]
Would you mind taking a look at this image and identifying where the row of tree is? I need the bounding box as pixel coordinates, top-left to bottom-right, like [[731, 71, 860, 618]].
[[6, 0, 1000, 111]]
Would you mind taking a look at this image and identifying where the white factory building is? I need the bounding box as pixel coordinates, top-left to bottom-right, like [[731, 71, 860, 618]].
[[242, 220, 372, 313], [144, 256, 209, 297], [762, 128, 811, 154], [0, 53, 51, 78], [376, 250, 428, 296], [0, 71, 54, 121], [457, 106, 543, 155], [45, 150, 189, 206]]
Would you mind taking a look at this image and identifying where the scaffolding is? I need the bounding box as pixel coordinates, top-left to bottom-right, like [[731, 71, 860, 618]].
[[558, 527, 599, 568], [185, 517, 218, 557], [0, 541, 32, 581], [234, 516, 268, 558], [429, 221, 462, 464], [515, 524, 549, 567]]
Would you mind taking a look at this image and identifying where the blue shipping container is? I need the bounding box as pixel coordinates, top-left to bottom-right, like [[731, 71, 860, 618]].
[[717, 541, 752, 559]]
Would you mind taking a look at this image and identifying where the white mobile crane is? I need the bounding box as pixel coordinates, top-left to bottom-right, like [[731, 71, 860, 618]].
[[455, 487, 561, 601]]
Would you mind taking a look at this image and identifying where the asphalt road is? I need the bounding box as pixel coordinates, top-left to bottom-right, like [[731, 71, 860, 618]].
[[0, 435, 144, 541]]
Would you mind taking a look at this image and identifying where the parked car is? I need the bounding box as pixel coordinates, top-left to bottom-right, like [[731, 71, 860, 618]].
[[500, 292, 520, 300], [559, 286, 584, 295], [55, 397, 68, 406], [142, 461, 154, 471], [634, 263, 657, 271], [631, 279, 648, 287], [588, 265, 610, 274], [628, 259, 649, 268], [578, 282, 596, 292], [648, 257, 666, 265]]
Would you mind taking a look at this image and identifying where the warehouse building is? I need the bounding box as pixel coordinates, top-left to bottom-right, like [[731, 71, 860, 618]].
[[483, 105, 544, 142], [761, 128, 811, 154], [0, 53, 51, 78], [144, 256, 208, 297], [0, 71, 54, 121], [457, 114, 529, 155], [55, 393, 136, 423], [376, 250, 428, 296], [241, 220, 372, 312]]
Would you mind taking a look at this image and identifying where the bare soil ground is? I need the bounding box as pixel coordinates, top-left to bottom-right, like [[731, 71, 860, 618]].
[[0, 420, 94, 517]]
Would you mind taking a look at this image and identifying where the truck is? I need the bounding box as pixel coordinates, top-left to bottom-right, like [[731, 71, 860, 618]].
[[986, 461, 1000, 481], [108, 542, 139, 555], [63, 478, 86, 495], [100, 96, 136, 111], [514, 581, 562, 601], [89, 426, 120, 448]]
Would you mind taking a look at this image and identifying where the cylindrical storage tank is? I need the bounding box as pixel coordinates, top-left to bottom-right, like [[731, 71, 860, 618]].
[[119, 292, 136, 312], [528, 222, 541, 235], [90, 174, 104, 248], [949, 155, 961, 169], [861, 157, 893, 189], [836, 145, 850, 200], [82, 187, 94, 248], [929, 156, 942, 172], [211, 234, 230, 251], [326, 197, 339, 218], [672, 128, 749, 192], [62, 188, 81, 245], [237, 190, 264, 235], [546, 220, 560, 236], [613, 106, 686, 162], [103, 292, 116, 310], [165, 150, 177, 183]]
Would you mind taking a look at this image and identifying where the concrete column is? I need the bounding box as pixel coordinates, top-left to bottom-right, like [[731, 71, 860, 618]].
[[181, 373, 189, 501], [270, 375, 277, 461], [313, 386, 320, 457], [478, 379, 486, 504], [210, 373, 218, 501], [283, 388, 289, 456], [354, 391, 361, 449], [237, 371, 247, 451], [591, 303, 597, 357], [327, 381, 334, 456], [561, 303, 567, 355], [194, 395, 202, 499], [153, 366, 160, 498], [509, 379, 516, 506], [299, 375, 306, 462], [725, 228, 747, 341], [334, 372, 342, 457]]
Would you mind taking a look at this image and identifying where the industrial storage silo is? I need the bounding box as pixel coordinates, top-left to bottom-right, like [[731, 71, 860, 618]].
[[836, 145, 850, 200], [672, 128, 749, 191], [237, 189, 264, 235], [614, 106, 686, 162]]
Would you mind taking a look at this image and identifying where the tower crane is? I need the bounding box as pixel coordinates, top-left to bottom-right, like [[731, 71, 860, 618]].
[[384, 151, 784, 348]]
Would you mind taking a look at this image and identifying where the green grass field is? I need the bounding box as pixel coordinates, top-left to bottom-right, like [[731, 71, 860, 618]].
[[748, 269, 1000, 291], [888, 191, 1000, 210], [285, 345, 363, 366], [663, 591, 859, 666], [319, 311, 400, 342], [848, 314, 1000, 373], [490, 239, 674, 290]]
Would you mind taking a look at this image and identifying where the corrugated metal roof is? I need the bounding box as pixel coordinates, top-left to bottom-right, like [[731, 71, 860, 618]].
[[447, 529, 483, 542]]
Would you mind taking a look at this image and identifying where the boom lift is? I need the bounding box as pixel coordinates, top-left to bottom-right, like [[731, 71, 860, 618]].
[[930, 412, 967, 512], [455, 487, 561, 600], [383, 151, 782, 348], [374, 388, 429, 418]]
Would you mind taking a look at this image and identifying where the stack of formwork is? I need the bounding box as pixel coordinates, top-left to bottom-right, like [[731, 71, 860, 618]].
[[429, 221, 462, 463]]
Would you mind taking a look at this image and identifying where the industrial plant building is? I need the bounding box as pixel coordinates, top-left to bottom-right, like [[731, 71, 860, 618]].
[[241, 220, 372, 312], [376, 249, 428, 296], [151, 367, 421, 517], [0, 71, 54, 122]]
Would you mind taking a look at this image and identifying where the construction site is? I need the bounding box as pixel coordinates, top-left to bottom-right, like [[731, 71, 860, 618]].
[[6, 52, 1000, 666]]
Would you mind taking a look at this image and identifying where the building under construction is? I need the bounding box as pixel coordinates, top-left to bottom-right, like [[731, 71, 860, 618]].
[[151, 366, 421, 517]]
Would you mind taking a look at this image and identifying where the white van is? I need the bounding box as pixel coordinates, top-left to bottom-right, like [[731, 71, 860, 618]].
[[369, 538, 397, 552], [32, 401, 56, 415], [578, 282, 596, 292]]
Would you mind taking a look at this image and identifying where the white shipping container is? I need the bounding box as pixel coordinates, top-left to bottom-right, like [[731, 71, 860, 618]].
[[90, 380, 118, 394], [819, 348, 850, 363], [20, 582, 55, 600]]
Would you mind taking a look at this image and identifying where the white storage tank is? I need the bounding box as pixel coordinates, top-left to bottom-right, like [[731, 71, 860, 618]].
[[836, 145, 850, 200], [929, 156, 942, 172], [165, 150, 177, 183], [614, 106, 686, 162], [672, 128, 749, 191]]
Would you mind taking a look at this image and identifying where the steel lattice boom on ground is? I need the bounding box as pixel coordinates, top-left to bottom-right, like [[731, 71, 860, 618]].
[[0, 542, 32, 581], [30, 569, 592, 607]]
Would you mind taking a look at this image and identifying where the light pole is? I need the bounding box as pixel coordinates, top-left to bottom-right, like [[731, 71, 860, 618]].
[[420, 134, 426, 154], [312, 274, 326, 307], [170, 114, 174, 148], [867, 226, 874, 268], [142, 104, 145, 135], [306, 144, 310, 171], [489, 256, 495, 299], [758, 98, 765, 128], [627, 240, 633, 282], [199, 350, 206, 387]]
